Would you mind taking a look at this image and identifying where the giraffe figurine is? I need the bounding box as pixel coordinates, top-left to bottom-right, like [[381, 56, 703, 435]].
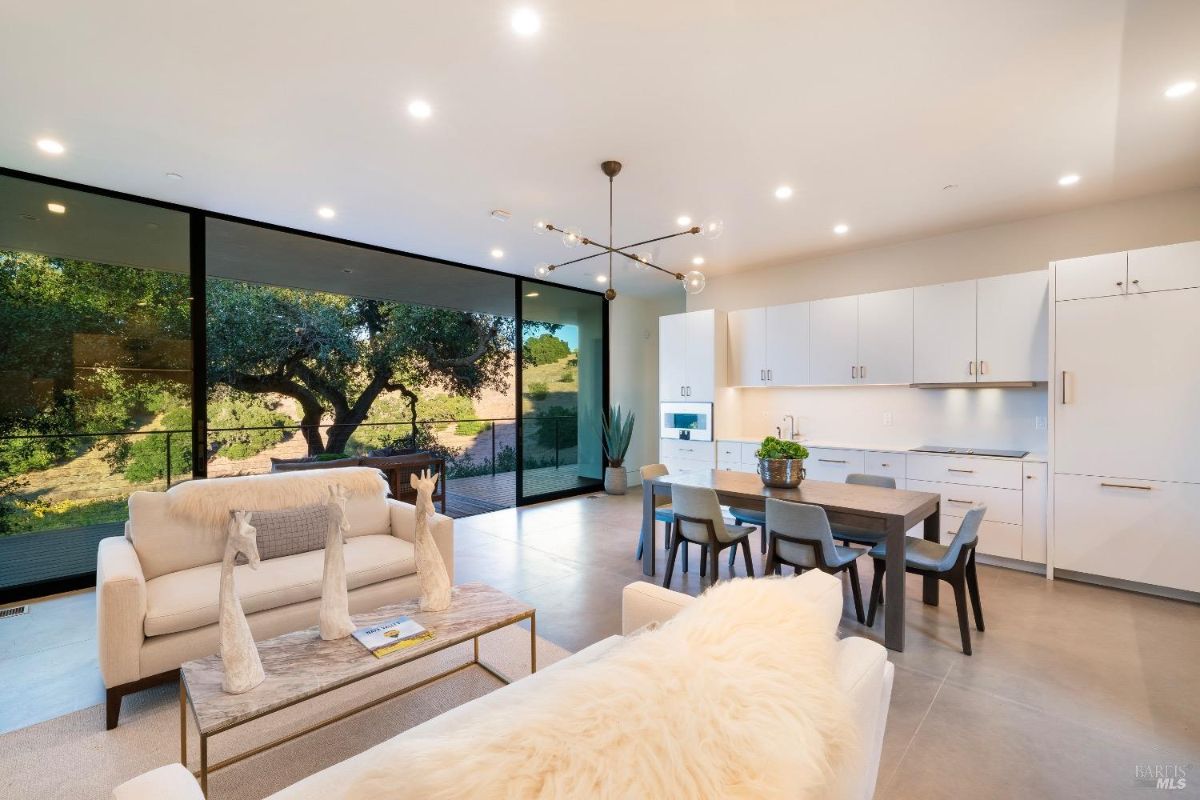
[[219, 511, 265, 694], [319, 484, 357, 640], [411, 469, 451, 612]]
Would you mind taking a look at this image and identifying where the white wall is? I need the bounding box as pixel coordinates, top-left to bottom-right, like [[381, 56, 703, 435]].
[[609, 291, 685, 485], [685, 187, 1200, 451]]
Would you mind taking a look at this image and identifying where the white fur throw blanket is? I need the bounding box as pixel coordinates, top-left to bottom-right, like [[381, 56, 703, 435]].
[[165, 467, 387, 528], [348, 577, 853, 799]]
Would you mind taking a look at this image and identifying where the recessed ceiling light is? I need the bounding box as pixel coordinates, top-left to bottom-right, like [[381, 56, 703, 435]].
[[408, 99, 433, 119], [36, 138, 65, 155], [692, 256, 705, 266], [511, 8, 541, 36], [596, 274, 608, 283], [165, 172, 183, 180], [525, 291, 540, 298], [46, 202, 66, 214], [774, 185, 793, 200], [833, 223, 850, 235], [317, 206, 336, 219], [490, 248, 505, 258], [676, 215, 692, 227], [342, 268, 353, 274], [1057, 173, 1080, 187], [1164, 80, 1197, 99]]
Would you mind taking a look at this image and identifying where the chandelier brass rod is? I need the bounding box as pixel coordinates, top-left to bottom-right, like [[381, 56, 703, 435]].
[[544, 223, 694, 277]]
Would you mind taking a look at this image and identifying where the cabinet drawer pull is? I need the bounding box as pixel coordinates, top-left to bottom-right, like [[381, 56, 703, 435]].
[[1060, 370, 1072, 405], [968, 360, 975, 376], [947, 498, 974, 505], [1100, 482, 1152, 491], [851, 365, 857, 379], [947, 468, 975, 474], [859, 365, 866, 380], [880, 463, 890, 467], [767, 369, 773, 381], [818, 458, 847, 464], [979, 360, 988, 375]]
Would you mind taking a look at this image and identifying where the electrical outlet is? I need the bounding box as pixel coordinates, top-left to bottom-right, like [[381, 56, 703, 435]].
[[882, 412, 893, 427], [1035, 416, 1047, 431]]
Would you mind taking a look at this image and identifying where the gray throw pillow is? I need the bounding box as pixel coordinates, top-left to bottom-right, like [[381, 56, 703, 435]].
[[235, 505, 330, 563]]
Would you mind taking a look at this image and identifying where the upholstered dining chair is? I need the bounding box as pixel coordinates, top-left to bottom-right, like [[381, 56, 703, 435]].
[[724, 506, 768, 569], [763, 499, 868, 623], [637, 464, 693, 574], [866, 504, 987, 655], [831, 473, 897, 547], [665, 484, 756, 589]]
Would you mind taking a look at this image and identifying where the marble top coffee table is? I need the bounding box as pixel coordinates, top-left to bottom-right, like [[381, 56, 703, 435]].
[[179, 583, 535, 796]]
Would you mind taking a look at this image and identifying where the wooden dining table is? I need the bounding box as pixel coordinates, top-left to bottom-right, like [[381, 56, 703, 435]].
[[641, 469, 942, 652]]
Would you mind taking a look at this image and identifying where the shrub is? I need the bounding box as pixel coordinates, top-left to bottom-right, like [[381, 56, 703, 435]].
[[123, 405, 193, 483], [526, 382, 549, 401], [314, 452, 350, 461], [522, 333, 570, 366], [454, 419, 489, 437], [559, 369, 575, 383], [530, 405, 577, 450], [207, 394, 291, 460]]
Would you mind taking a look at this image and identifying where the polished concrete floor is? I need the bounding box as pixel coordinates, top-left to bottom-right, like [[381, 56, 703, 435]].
[[2, 491, 1198, 797]]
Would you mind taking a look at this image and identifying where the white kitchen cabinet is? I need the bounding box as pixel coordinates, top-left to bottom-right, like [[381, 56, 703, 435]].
[[905, 478, 1022, 525], [1054, 288, 1200, 483], [765, 303, 810, 385], [865, 451, 905, 487], [727, 308, 766, 387], [810, 296, 859, 385], [660, 439, 716, 474], [906, 452, 1023, 490], [913, 280, 977, 384], [658, 313, 687, 401], [658, 310, 724, 402], [1127, 241, 1200, 294], [977, 271, 1048, 382], [856, 288, 913, 385], [1054, 251, 1127, 301], [685, 310, 717, 402], [1054, 473, 1200, 593], [939, 516, 1024, 561], [1021, 462, 1047, 565], [805, 447, 865, 482]]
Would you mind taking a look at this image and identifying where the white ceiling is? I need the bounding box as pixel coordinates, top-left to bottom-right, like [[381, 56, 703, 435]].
[[2, 0, 1198, 298]]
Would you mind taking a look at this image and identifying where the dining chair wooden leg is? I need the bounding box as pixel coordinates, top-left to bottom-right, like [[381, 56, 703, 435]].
[[699, 545, 707, 577], [847, 560, 865, 624], [662, 531, 682, 590], [709, 540, 721, 586], [635, 531, 644, 561], [740, 536, 755, 577], [728, 545, 737, 569], [951, 574, 972, 655], [681, 535, 689, 573], [866, 559, 885, 627], [966, 551, 985, 631], [760, 526, 767, 554]]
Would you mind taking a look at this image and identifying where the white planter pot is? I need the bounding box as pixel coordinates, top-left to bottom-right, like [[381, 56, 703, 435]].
[[604, 466, 627, 495]]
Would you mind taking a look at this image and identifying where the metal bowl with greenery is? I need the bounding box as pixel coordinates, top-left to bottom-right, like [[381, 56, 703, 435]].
[[755, 436, 809, 488]]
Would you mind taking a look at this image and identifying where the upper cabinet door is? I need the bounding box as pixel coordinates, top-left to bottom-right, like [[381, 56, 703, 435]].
[[658, 313, 687, 401], [977, 271, 1048, 382], [809, 296, 859, 385], [684, 309, 716, 402], [913, 280, 977, 383], [856, 288, 913, 384], [1128, 241, 1200, 294], [1054, 252, 1127, 301], [765, 302, 810, 385], [727, 308, 766, 387]]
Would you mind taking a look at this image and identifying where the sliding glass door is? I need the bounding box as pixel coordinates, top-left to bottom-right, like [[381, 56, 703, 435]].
[[518, 281, 605, 502]]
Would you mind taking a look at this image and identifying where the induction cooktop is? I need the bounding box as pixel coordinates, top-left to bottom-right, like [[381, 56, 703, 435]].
[[911, 445, 1029, 458]]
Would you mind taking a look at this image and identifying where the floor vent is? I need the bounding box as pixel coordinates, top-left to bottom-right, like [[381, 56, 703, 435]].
[[0, 605, 28, 620]]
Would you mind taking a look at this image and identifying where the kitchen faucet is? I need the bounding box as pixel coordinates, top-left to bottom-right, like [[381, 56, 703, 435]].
[[782, 414, 797, 440]]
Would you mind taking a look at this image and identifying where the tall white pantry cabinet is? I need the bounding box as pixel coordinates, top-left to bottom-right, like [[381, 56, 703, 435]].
[[1051, 241, 1200, 594]]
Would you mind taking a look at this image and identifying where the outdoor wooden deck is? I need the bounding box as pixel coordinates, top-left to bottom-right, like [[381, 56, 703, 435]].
[[445, 466, 599, 517]]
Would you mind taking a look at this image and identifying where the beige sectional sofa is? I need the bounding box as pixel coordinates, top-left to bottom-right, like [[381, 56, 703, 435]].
[[113, 572, 894, 799], [96, 468, 453, 728]]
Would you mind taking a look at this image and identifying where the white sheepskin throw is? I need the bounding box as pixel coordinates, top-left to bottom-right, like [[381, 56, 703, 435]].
[[347, 577, 854, 800], [165, 467, 386, 529]]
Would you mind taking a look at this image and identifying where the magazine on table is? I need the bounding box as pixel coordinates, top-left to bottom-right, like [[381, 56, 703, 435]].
[[352, 615, 435, 658]]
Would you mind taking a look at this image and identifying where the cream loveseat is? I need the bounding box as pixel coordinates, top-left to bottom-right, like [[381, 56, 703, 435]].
[[114, 572, 894, 799], [97, 467, 453, 728]]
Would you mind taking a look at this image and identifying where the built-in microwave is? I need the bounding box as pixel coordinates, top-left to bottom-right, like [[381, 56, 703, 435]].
[[660, 402, 713, 442]]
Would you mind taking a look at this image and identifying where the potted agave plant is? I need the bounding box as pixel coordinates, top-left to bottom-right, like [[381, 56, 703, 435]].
[[755, 436, 809, 488], [599, 405, 636, 495]]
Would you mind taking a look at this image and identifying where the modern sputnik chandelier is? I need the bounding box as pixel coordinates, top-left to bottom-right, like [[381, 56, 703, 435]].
[[533, 160, 723, 300]]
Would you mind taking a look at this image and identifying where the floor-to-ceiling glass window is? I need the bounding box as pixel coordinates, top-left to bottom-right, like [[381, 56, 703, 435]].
[[0, 175, 191, 599], [204, 219, 518, 515], [518, 281, 605, 501]]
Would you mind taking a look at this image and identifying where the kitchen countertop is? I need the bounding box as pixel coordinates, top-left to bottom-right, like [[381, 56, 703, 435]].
[[719, 436, 1047, 463]]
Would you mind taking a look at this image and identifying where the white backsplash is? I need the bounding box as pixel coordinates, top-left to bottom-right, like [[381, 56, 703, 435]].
[[730, 385, 1049, 453]]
